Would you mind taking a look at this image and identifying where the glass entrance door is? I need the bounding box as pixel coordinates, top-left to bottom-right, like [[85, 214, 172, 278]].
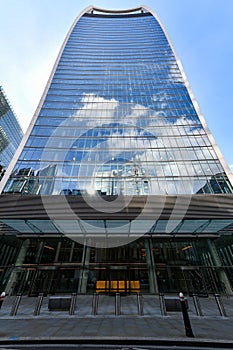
[[95, 266, 142, 294], [108, 268, 129, 294]]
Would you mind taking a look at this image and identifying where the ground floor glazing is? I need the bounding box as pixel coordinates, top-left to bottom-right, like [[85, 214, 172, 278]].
[[0, 234, 233, 296]]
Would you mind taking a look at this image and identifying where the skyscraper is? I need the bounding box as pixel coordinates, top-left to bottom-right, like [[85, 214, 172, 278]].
[[0, 6, 233, 297], [0, 86, 23, 173]]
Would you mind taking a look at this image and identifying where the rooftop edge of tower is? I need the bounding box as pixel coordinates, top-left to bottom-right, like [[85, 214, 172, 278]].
[[85, 5, 151, 15]]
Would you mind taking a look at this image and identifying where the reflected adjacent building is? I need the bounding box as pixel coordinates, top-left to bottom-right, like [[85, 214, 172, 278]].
[[196, 172, 232, 194], [0, 6, 233, 297], [94, 161, 150, 195], [0, 87, 23, 177]]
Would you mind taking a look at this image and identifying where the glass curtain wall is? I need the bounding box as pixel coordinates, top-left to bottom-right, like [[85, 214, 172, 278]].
[[3, 10, 232, 195], [0, 87, 23, 168]]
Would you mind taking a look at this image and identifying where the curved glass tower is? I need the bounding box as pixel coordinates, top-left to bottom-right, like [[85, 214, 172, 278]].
[[1, 6, 232, 196], [0, 6, 233, 296]]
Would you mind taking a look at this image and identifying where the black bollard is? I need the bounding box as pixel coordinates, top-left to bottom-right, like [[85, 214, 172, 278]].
[[179, 292, 194, 338]]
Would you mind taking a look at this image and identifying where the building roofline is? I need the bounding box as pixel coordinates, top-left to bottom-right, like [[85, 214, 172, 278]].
[[87, 5, 146, 14]]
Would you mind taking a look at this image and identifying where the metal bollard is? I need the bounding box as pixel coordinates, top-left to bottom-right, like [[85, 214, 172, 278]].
[[33, 293, 44, 316], [115, 292, 121, 316], [179, 292, 194, 338], [10, 294, 22, 316], [192, 294, 203, 316], [92, 293, 99, 316], [214, 293, 227, 317], [137, 293, 144, 316], [69, 293, 77, 315], [0, 291, 6, 309], [159, 293, 167, 316]]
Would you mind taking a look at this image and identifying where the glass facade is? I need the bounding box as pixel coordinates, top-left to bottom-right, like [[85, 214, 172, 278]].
[[0, 234, 233, 296], [2, 10, 232, 196], [0, 87, 23, 169], [0, 6, 233, 297]]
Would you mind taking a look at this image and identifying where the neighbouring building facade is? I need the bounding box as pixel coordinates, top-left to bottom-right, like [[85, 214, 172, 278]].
[[0, 6, 233, 297], [0, 87, 23, 177]]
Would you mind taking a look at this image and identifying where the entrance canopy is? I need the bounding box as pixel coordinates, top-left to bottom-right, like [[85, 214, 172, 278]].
[[0, 194, 233, 239]]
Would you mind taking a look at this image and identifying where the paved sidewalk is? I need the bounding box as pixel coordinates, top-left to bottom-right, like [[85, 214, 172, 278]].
[[0, 294, 233, 346]]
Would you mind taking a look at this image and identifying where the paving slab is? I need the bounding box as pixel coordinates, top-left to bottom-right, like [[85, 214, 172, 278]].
[[0, 294, 232, 346]]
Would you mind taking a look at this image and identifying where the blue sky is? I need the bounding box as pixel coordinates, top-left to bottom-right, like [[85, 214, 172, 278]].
[[1, 0, 233, 171]]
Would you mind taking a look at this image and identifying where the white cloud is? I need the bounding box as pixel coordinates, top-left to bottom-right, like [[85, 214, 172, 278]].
[[72, 93, 118, 128], [46, 93, 215, 195]]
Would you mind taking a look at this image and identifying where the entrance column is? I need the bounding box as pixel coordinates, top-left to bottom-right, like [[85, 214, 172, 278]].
[[207, 239, 232, 295], [35, 241, 44, 263], [54, 241, 62, 262], [145, 238, 158, 294], [69, 241, 75, 262], [5, 239, 30, 295], [78, 244, 91, 293]]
